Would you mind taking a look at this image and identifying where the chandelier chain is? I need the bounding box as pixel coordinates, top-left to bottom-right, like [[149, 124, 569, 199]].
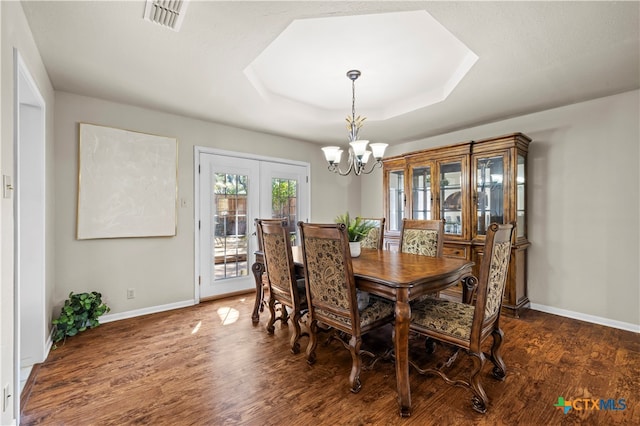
[[352, 78, 356, 122]]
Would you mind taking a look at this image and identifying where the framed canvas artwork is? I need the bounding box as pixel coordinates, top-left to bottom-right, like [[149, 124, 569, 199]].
[[77, 123, 178, 239]]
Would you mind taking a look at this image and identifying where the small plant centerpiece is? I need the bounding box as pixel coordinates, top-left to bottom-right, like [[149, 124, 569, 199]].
[[334, 212, 376, 257], [334, 212, 374, 310], [52, 291, 110, 348]]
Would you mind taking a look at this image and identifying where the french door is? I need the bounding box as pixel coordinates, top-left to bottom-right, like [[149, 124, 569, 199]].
[[196, 149, 309, 300]]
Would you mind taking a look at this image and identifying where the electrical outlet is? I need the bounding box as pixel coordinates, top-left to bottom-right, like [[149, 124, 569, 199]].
[[127, 288, 135, 299]]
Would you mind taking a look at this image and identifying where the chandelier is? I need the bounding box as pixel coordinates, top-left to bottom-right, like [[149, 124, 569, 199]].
[[322, 70, 388, 176]]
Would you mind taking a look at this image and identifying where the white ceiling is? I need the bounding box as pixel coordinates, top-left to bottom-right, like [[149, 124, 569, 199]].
[[243, 10, 479, 121], [21, 1, 640, 147]]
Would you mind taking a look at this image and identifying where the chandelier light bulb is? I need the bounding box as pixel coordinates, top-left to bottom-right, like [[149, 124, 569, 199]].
[[369, 143, 388, 160], [349, 140, 369, 158]]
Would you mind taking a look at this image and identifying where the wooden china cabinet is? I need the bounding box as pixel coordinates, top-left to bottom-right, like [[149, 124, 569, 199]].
[[382, 133, 531, 317]]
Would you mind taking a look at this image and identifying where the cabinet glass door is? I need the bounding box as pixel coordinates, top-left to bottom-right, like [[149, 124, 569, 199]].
[[439, 161, 463, 236], [411, 166, 432, 220], [388, 170, 405, 232], [476, 155, 505, 236], [516, 154, 526, 238]]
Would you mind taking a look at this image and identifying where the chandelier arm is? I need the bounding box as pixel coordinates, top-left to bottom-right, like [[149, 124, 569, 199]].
[[328, 161, 355, 176], [328, 150, 355, 176], [359, 158, 383, 175]]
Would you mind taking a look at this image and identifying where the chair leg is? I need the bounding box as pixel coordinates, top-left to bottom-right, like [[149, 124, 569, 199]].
[[306, 320, 318, 365], [469, 352, 488, 414], [489, 327, 507, 380], [289, 311, 303, 354], [348, 335, 363, 394], [280, 303, 290, 324], [266, 298, 277, 334]]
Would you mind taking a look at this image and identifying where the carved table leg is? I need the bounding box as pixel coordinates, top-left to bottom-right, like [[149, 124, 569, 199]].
[[251, 261, 265, 324], [394, 288, 412, 417]]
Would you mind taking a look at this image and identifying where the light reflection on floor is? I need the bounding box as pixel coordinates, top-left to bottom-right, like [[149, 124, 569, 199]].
[[217, 307, 240, 325], [192, 303, 243, 334]]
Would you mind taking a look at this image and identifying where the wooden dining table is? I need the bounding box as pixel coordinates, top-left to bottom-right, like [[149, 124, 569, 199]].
[[251, 247, 475, 417]]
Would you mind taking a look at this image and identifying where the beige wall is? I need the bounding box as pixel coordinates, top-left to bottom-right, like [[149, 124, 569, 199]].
[[54, 92, 358, 315], [1, 1, 56, 423], [362, 90, 640, 328]]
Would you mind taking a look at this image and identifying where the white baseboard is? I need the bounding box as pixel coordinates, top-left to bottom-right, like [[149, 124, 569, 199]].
[[20, 365, 33, 394], [45, 329, 53, 354], [530, 303, 640, 333], [93, 299, 640, 333], [99, 299, 197, 324]]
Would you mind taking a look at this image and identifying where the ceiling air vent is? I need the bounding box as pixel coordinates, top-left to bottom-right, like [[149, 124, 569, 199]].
[[143, 0, 189, 32]]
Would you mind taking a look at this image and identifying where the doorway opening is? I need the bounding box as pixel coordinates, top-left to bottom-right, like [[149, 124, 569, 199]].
[[13, 49, 47, 415]]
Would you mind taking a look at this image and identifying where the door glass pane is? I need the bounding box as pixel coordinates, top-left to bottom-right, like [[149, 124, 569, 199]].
[[388, 170, 405, 231], [440, 162, 463, 236], [516, 154, 525, 238], [411, 166, 432, 220], [271, 177, 298, 245], [214, 173, 248, 280], [476, 156, 504, 236]]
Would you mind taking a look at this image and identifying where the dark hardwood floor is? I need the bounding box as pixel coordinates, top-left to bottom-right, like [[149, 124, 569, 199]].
[[21, 294, 639, 425]]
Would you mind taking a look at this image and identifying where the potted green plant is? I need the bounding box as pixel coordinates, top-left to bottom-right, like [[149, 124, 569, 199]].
[[334, 212, 374, 310], [51, 291, 110, 348], [334, 212, 376, 257]]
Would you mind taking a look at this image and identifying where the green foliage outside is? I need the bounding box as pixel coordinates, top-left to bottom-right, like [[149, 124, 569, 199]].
[[214, 173, 248, 195], [272, 178, 296, 215]]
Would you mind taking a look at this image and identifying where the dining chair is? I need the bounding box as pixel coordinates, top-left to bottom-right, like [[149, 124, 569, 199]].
[[298, 222, 395, 393], [359, 217, 385, 250], [398, 219, 444, 257], [408, 222, 515, 413], [257, 219, 308, 354], [254, 218, 290, 321], [399, 219, 445, 304]]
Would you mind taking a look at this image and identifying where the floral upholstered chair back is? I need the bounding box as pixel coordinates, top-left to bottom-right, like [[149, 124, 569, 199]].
[[359, 218, 385, 250], [255, 218, 289, 251], [476, 223, 515, 324], [399, 219, 444, 257], [298, 222, 359, 329], [260, 221, 297, 306]]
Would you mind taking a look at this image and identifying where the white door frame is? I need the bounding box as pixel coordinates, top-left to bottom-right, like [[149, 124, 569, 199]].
[[193, 146, 310, 302], [13, 48, 47, 420]]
